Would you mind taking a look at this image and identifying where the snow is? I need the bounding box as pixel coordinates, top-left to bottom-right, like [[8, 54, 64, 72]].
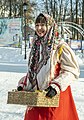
[[0, 46, 84, 120]]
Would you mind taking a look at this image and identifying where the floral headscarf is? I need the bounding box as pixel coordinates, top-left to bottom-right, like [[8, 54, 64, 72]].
[[28, 13, 59, 90]]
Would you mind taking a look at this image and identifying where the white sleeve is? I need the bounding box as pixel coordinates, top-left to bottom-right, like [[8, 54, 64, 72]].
[[51, 71, 76, 92], [17, 74, 32, 91], [50, 44, 80, 92]]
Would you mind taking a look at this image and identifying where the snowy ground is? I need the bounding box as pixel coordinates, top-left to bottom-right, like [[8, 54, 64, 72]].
[[0, 47, 84, 120]]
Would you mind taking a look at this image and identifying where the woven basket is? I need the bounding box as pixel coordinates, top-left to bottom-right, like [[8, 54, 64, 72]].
[[7, 90, 60, 107]]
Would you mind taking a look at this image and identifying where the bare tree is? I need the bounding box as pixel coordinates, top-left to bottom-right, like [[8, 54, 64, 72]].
[[82, 0, 84, 40], [82, 0, 84, 29], [0, 0, 36, 23]]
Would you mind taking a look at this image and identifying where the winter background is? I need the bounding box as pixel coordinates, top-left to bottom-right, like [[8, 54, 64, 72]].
[[0, 46, 84, 120]]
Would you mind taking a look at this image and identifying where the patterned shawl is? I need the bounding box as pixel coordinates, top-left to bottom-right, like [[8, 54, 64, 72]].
[[28, 13, 58, 90]]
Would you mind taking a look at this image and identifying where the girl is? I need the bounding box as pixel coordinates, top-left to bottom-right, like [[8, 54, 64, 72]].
[[18, 13, 80, 120]]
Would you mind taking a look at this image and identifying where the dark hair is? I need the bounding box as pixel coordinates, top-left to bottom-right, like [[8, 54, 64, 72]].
[[35, 13, 47, 24]]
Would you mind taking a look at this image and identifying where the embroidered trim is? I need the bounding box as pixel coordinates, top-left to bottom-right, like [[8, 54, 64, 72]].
[[57, 44, 64, 60]]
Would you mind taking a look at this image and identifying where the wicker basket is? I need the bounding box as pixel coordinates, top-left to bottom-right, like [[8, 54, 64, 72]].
[[7, 90, 60, 107]]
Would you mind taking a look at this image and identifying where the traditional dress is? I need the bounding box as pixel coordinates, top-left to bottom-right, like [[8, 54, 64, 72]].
[[18, 13, 80, 120], [23, 42, 80, 120]]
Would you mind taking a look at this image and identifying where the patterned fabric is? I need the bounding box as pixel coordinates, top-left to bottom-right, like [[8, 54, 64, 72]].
[[28, 14, 56, 90]]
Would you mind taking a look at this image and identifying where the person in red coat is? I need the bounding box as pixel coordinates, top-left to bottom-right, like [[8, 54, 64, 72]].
[[17, 13, 80, 120]]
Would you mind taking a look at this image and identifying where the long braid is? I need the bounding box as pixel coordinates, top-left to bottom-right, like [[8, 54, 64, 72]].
[[28, 36, 41, 90]]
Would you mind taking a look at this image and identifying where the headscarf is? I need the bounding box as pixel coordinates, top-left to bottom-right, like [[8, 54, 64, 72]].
[[28, 13, 59, 90]]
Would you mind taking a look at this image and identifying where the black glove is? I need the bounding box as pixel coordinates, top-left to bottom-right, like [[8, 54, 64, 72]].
[[45, 86, 57, 98], [17, 86, 23, 91]]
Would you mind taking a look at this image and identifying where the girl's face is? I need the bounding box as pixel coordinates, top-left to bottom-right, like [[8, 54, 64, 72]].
[[35, 23, 47, 37]]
